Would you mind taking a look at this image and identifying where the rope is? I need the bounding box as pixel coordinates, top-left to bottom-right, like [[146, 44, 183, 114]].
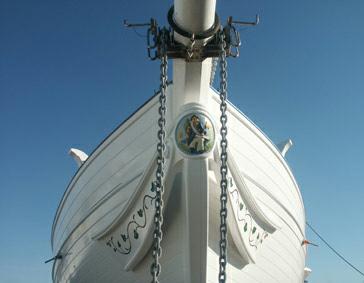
[[306, 221, 364, 277]]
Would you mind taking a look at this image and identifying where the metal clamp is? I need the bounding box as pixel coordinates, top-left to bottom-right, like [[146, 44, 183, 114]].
[[123, 13, 259, 61], [223, 15, 260, 58], [167, 5, 220, 40]]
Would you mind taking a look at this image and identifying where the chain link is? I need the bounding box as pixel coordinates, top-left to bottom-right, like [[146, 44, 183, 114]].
[[218, 29, 229, 283], [148, 26, 228, 283], [150, 28, 168, 283]]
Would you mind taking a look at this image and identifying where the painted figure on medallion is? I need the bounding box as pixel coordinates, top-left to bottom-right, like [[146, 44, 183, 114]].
[[176, 113, 215, 155]]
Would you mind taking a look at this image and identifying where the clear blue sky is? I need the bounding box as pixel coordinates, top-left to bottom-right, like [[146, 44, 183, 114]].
[[1, 0, 363, 282]]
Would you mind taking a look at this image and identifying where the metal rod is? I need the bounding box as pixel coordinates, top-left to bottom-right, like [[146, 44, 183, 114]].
[[228, 15, 259, 26], [44, 255, 62, 264], [123, 19, 151, 28]]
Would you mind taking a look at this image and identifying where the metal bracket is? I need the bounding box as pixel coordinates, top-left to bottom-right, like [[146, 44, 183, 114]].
[[123, 19, 152, 28], [227, 15, 260, 26], [44, 254, 63, 264], [123, 13, 260, 61], [223, 15, 260, 58]]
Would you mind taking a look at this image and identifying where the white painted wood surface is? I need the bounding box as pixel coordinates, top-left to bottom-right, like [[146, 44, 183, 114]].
[[51, 0, 308, 279], [52, 78, 306, 282]]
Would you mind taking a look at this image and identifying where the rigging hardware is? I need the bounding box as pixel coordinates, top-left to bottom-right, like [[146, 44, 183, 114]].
[[123, 19, 153, 28], [227, 15, 260, 26], [218, 28, 229, 283], [306, 221, 364, 277], [123, 11, 259, 283], [123, 12, 259, 61], [150, 28, 168, 283], [44, 254, 62, 264]]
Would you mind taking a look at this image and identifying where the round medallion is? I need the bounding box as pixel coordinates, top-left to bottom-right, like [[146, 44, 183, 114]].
[[175, 112, 215, 156]]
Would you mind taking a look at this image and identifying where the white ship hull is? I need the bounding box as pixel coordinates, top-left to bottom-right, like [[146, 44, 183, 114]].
[[51, 58, 306, 281]]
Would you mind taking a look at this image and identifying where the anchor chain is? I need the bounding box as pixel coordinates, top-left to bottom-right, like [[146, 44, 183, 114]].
[[150, 28, 168, 283], [218, 29, 229, 283], [123, 12, 258, 283]]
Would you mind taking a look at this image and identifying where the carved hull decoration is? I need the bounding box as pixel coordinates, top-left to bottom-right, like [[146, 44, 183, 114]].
[[228, 181, 270, 263], [51, 91, 307, 282], [51, 1, 307, 279], [207, 147, 279, 265], [106, 183, 157, 255], [230, 188, 269, 248], [175, 112, 215, 156]]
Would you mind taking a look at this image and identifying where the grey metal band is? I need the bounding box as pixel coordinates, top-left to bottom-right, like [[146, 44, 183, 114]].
[[167, 5, 220, 40]]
